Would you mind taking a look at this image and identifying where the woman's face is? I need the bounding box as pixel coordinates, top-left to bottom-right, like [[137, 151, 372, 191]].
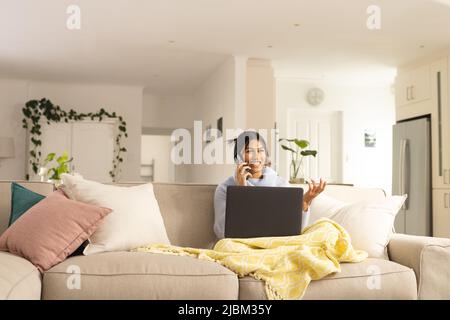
[[242, 139, 266, 174]]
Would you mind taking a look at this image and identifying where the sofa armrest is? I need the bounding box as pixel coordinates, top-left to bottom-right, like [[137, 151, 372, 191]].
[[0, 251, 41, 300], [388, 233, 450, 300]]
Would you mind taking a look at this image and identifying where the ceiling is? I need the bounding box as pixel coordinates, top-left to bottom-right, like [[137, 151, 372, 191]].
[[1, 0, 450, 94]]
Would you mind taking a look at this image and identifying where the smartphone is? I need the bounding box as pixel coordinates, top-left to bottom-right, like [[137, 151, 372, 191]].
[[236, 154, 251, 179]]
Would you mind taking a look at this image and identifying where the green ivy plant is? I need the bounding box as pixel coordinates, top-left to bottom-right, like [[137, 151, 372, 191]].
[[22, 98, 128, 181]]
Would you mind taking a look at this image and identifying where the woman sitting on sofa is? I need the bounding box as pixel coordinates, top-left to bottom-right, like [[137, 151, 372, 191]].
[[213, 130, 327, 239]]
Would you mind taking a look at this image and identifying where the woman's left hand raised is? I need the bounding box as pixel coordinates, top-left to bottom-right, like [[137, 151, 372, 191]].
[[303, 178, 327, 212]]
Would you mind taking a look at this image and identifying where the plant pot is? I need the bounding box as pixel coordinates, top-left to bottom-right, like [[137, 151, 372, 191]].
[[38, 167, 49, 182], [47, 179, 62, 188], [289, 177, 305, 184]]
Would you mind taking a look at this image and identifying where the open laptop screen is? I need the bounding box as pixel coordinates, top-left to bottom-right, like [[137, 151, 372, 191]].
[[225, 186, 303, 238]]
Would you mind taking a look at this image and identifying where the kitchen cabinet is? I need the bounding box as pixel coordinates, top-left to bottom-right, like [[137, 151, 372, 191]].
[[396, 65, 431, 107], [432, 189, 450, 238], [396, 65, 432, 121]]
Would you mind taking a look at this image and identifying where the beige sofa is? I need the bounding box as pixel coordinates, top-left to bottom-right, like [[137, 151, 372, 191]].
[[0, 181, 449, 300]]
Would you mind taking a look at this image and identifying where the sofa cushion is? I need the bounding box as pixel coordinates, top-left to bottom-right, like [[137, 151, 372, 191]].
[[239, 258, 417, 300], [42, 252, 238, 300], [0, 252, 41, 300], [0, 190, 112, 272], [9, 182, 45, 226], [60, 175, 171, 254], [330, 196, 407, 260], [152, 183, 218, 249], [0, 182, 54, 235]]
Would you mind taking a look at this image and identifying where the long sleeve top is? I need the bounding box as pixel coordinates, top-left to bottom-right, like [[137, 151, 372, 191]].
[[213, 167, 310, 239]]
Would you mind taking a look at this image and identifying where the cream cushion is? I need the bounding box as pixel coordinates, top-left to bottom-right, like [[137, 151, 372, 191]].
[[42, 252, 239, 300], [309, 193, 347, 224], [310, 192, 406, 259], [60, 174, 170, 254], [0, 252, 41, 300], [238, 258, 417, 300], [330, 195, 407, 259]]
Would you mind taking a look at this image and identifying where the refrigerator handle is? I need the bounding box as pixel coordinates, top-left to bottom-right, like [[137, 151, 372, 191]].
[[398, 139, 404, 196], [403, 139, 410, 210], [399, 139, 408, 210]]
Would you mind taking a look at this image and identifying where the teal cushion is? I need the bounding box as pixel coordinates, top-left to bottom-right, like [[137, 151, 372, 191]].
[[9, 182, 46, 226]]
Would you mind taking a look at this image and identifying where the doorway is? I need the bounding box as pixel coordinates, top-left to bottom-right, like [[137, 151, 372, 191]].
[[141, 131, 175, 183], [287, 109, 343, 183]]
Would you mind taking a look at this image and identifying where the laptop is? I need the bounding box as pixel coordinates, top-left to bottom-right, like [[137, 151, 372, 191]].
[[225, 186, 303, 238]]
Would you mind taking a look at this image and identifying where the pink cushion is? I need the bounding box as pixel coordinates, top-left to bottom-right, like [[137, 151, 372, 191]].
[[0, 190, 111, 272]]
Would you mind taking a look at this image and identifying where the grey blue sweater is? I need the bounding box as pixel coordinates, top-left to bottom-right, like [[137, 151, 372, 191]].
[[213, 167, 310, 239]]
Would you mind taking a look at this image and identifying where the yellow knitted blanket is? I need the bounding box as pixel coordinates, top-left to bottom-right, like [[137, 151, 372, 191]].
[[132, 218, 367, 300]]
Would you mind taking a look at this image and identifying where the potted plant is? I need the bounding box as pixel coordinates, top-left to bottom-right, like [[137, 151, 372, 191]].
[[278, 138, 317, 184], [38, 152, 73, 186]]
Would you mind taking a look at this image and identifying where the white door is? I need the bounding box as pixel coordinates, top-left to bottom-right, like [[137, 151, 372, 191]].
[[33, 121, 115, 182], [72, 122, 115, 182], [29, 123, 72, 180], [39, 123, 72, 161], [287, 109, 343, 183]]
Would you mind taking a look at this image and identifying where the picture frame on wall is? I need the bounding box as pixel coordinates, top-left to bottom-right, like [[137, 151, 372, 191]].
[[364, 129, 376, 148]]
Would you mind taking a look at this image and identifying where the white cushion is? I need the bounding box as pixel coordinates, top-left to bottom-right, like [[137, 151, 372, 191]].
[[309, 193, 347, 224], [60, 174, 170, 255], [330, 195, 407, 260]]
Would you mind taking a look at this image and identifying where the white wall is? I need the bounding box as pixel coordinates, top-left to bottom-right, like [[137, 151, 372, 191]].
[[0, 79, 28, 180], [140, 57, 247, 184], [145, 57, 276, 185], [0, 79, 143, 181], [141, 94, 199, 183], [246, 59, 276, 132], [187, 57, 239, 184], [246, 59, 276, 155], [142, 94, 197, 129], [140, 57, 280, 185], [276, 78, 395, 194]]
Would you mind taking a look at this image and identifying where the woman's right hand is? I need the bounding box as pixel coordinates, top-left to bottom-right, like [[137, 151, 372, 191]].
[[235, 163, 252, 186]]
